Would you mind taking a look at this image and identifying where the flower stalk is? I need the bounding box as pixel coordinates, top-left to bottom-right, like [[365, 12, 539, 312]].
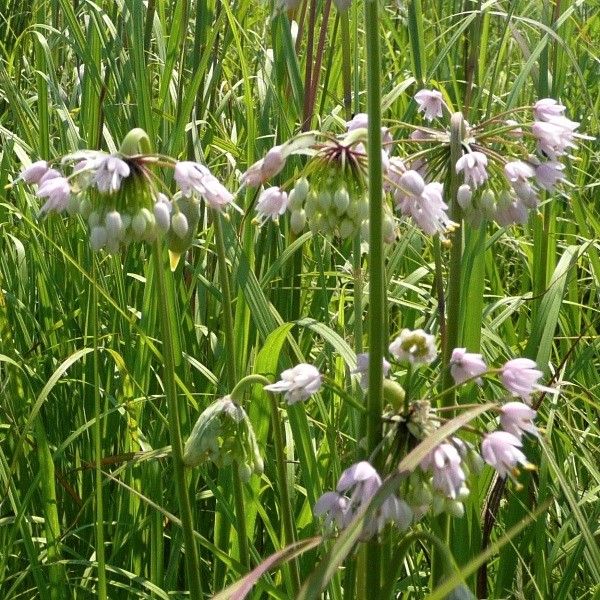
[[441, 112, 466, 409], [364, 0, 384, 593], [92, 261, 107, 600], [152, 240, 204, 598], [214, 214, 250, 571], [126, 124, 204, 597]]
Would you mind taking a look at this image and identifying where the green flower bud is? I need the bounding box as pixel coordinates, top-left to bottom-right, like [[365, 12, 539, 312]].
[[183, 396, 263, 481], [382, 379, 406, 412], [290, 209, 307, 234], [294, 177, 310, 200], [305, 191, 319, 219], [333, 188, 350, 214], [167, 196, 200, 254]]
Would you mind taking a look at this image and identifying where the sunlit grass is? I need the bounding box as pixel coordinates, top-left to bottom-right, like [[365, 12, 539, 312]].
[[0, 1, 599, 598]]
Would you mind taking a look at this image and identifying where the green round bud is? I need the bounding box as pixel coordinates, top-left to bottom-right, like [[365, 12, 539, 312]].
[[290, 209, 306, 234], [333, 188, 350, 215], [383, 379, 406, 411], [305, 190, 319, 218], [293, 177, 310, 202], [288, 189, 304, 211]]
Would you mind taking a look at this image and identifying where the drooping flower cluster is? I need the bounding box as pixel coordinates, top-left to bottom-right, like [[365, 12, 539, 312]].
[[183, 396, 264, 482], [306, 330, 550, 534], [242, 122, 401, 242], [14, 135, 235, 254], [314, 461, 412, 540], [405, 90, 590, 229]]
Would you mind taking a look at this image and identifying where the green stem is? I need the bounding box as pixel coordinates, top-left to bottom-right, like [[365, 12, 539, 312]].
[[340, 10, 353, 121], [92, 261, 108, 600], [433, 112, 465, 588], [214, 215, 250, 572], [268, 394, 302, 594], [364, 0, 384, 594], [229, 370, 299, 591], [230, 374, 271, 401], [353, 236, 364, 447], [441, 112, 465, 409], [152, 242, 203, 598]]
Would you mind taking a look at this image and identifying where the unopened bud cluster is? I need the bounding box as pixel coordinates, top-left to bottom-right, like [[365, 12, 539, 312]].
[[183, 396, 263, 482], [242, 128, 398, 242]]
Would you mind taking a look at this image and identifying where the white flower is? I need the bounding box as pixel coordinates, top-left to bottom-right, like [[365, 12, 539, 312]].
[[500, 358, 543, 404], [504, 161, 534, 184], [346, 113, 368, 131], [263, 363, 322, 404], [174, 161, 210, 196], [414, 182, 453, 235], [414, 89, 444, 121], [20, 160, 50, 184], [352, 352, 391, 390], [500, 402, 538, 440], [389, 329, 436, 365], [420, 443, 466, 500], [314, 461, 410, 539], [384, 156, 407, 192], [532, 119, 579, 159], [337, 461, 381, 504], [37, 176, 71, 214], [450, 348, 487, 385], [398, 170, 425, 196], [313, 492, 348, 531], [255, 186, 288, 224], [345, 113, 393, 147], [175, 161, 233, 210], [92, 155, 131, 194], [534, 161, 566, 191], [481, 431, 532, 479], [494, 191, 529, 226], [198, 171, 234, 210], [39, 168, 62, 184], [503, 161, 539, 208], [533, 98, 566, 122], [393, 173, 453, 236], [455, 151, 489, 188]]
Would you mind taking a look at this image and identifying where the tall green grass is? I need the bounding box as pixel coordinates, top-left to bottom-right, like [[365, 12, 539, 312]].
[[1, 0, 599, 598]]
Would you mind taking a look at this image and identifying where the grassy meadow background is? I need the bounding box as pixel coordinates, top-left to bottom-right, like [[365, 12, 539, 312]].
[[0, 0, 599, 598]]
